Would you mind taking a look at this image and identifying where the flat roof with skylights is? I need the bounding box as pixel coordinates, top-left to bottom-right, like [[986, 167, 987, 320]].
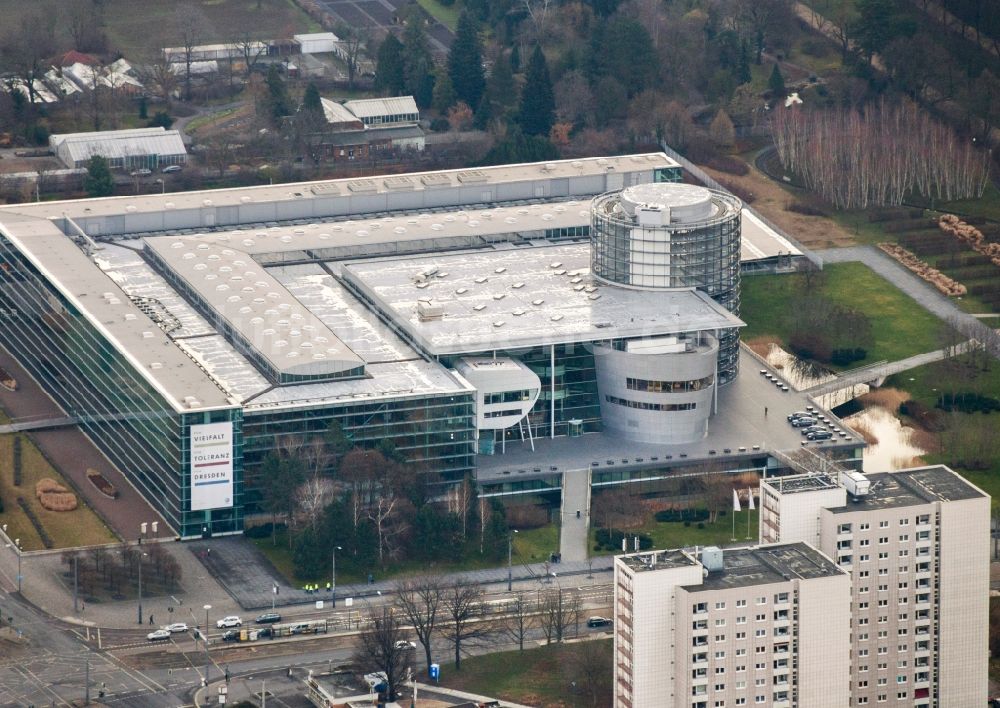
[[341, 243, 744, 356]]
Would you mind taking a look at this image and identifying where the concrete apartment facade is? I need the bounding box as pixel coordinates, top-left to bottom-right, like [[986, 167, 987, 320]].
[[760, 465, 989, 707], [613, 543, 851, 708]]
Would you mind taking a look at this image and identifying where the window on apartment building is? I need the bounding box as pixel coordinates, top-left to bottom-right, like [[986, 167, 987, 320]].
[[859, 648, 870, 657], [859, 680, 869, 688], [879, 552, 889, 560], [860, 539, 871, 547], [878, 584, 889, 592], [755, 614, 766, 622], [898, 613, 908, 621], [839, 523, 853, 533], [878, 647, 889, 655], [899, 519, 909, 526], [859, 633, 869, 641], [861, 522, 871, 530], [716, 619, 727, 627], [736, 599, 747, 607], [859, 664, 869, 672], [898, 581, 908, 590], [899, 549, 909, 557], [736, 632, 747, 640], [860, 554, 871, 562], [716, 602, 726, 610], [714, 683, 726, 692], [897, 692, 908, 700], [878, 631, 888, 640], [898, 628, 909, 636], [899, 534, 909, 542], [755, 678, 766, 687], [756, 646, 767, 654], [736, 648, 747, 657], [694, 603, 708, 614], [735, 699, 746, 706], [736, 666, 747, 674], [714, 701, 725, 708], [860, 570, 871, 578], [755, 696, 765, 704], [715, 635, 726, 642], [716, 667, 726, 675], [774, 592, 789, 603], [897, 645, 907, 652], [757, 597, 767, 605], [858, 617, 870, 625], [715, 651, 726, 659], [736, 616, 747, 624], [916, 530, 930, 540], [859, 602, 870, 609], [897, 659, 908, 668], [878, 662, 889, 669], [879, 615, 889, 624], [877, 694, 887, 703], [878, 599, 889, 607], [916, 515, 929, 525], [880, 521, 890, 528], [896, 675, 907, 684], [755, 663, 766, 671], [860, 585, 870, 593], [878, 678, 888, 686], [858, 698, 868, 705], [898, 597, 908, 605], [879, 568, 889, 575]]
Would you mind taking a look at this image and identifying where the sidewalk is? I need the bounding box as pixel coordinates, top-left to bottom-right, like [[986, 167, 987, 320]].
[[188, 537, 615, 611]]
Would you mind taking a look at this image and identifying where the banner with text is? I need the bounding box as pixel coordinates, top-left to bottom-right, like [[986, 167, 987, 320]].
[[190, 422, 234, 511]]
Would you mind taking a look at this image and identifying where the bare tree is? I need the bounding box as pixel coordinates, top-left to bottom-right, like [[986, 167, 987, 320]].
[[538, 585, 580, 643], [395, 576, 444, 670], [232, 30, 268, 80], [503, 591, 534, 651], [563, 639, 614, 708], [1, 5, 59, 106], [353, 604, 408, 701], [441, 579, 492, 670], [175, 4, 211, 101], [335, 24, 368, 90]]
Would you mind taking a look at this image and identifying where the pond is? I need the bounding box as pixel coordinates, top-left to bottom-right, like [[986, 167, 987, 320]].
[[762, 343, 870, 408], [843, 404, 927, 472]]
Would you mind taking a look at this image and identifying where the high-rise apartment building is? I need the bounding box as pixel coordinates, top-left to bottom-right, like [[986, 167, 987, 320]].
[[759, 464, 989, 707], [613, 542, 851, 708]]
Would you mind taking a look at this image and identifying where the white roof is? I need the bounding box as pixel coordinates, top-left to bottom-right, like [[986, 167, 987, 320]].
[[320, 98, 360, 125], [294, 32, 340, 42], [341, 243, 744, 356], [344, 96, 418, 120], [144, 237, 364, 380], [50, 127, 187, 163]]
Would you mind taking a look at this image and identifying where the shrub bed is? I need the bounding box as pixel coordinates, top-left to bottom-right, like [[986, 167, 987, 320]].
[[899, 400, 946, 431], [594, 528, 653, 551], [86, 469, 118, 499], [16, 496, 53, 548], [830, 348, 868, 366], [654, 508, 710, 523], [244, 521, 287, 539], [936, 392, 1000, 414]]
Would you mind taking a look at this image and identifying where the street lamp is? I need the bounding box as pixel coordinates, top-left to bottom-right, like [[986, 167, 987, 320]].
[[203, 604, 212, 686], [137, 522, 157, 625], [7, 538, 21, 594], [154, 178, 165, 194], [331, 546, 342, 607], [507, 529, 519, 592]]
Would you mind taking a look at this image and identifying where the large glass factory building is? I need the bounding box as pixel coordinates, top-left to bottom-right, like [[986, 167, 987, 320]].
[[0, 154, 820, 536]]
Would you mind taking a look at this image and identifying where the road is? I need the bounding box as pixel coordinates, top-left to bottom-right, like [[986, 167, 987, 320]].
[[0, 579, 612, 706]]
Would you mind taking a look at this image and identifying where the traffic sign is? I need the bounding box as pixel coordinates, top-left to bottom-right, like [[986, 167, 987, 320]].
[[429, 663, 440, 681]]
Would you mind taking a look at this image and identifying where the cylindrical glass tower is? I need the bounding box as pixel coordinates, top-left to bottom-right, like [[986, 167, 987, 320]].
[[590, 183, 742, 383]]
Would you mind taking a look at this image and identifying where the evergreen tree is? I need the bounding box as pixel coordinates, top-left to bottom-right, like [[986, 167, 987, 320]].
[[768, 64, 786, 98], [736, 42, 752, 85], [432, 69, 457, 113], [265, 64, 291, 124], [476, 51, 517, 128], [374, 33, 406, 95], [447, 11, 485, 112], [301, 82, 322, 114], [509, 44, 521, 73], [480, 125, 559, 165], [517, 46, 555, 137], [402, 16, 435, 108], [84, 155, 114, 197]]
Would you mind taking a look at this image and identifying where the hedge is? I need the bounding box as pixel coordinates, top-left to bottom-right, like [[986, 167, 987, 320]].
[[654, 508, 710, 523]]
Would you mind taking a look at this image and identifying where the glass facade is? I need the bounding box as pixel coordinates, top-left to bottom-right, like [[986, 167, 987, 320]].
[[241, 392, 476, 512], [589, 187, 743, 383], [0, 230, 243, 537]]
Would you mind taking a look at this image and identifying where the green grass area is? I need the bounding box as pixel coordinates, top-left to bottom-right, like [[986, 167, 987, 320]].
[[4, 0, 321, 60], [0, 434, 117, 551], [591, 510, 759, 556], [252, 522, 559, 586], [415, 0, 461, 31], [741, 262, 946, 367], [439, 639, 613, 707]]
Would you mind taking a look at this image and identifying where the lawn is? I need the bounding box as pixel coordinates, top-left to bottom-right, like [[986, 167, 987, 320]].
[[439, 639, 613, 707], [590, 510, 759, 557], [741, 261, 945, 367], [0, 434, 117, 551], [5, 0, 322, 61], [415, 0, 461, 31], [251, 522, 560, 585]]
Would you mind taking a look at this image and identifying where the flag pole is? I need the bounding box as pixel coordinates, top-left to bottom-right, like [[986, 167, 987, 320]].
[[731, 489, 740, 541]]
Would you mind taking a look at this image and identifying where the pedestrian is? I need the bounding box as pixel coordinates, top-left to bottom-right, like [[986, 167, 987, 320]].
[[764, 406, 768, 417], [206, 547, 211, 557], [149, 614, 154, 625]]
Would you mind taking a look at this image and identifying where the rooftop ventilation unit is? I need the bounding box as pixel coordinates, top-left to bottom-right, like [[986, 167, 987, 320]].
[[417, 300, 443, 322], [384, 176, 413, 191], [701, 546, 724, 572], [310, 184, 340, 196], [347, 179, 377, 193], [420, 173, 451, 188], [457, 170, 488, 184]]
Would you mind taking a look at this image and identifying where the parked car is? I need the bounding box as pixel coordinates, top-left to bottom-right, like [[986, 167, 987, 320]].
[[222, 629, 240, 642], [791, 417, 817, 427], [800, 426, 827, 435], [216, 615, 242, 628], [147, 628, 171, 641], [130, 168, 152, 176], [161, 165, 183, 173], [165, 622, 188, 633], [807, 431, 833, 440], [787, 411, 809, 421], [587, 616, 613, 628], [255, 612, 281, 624], [394, 640, 417, 650]]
